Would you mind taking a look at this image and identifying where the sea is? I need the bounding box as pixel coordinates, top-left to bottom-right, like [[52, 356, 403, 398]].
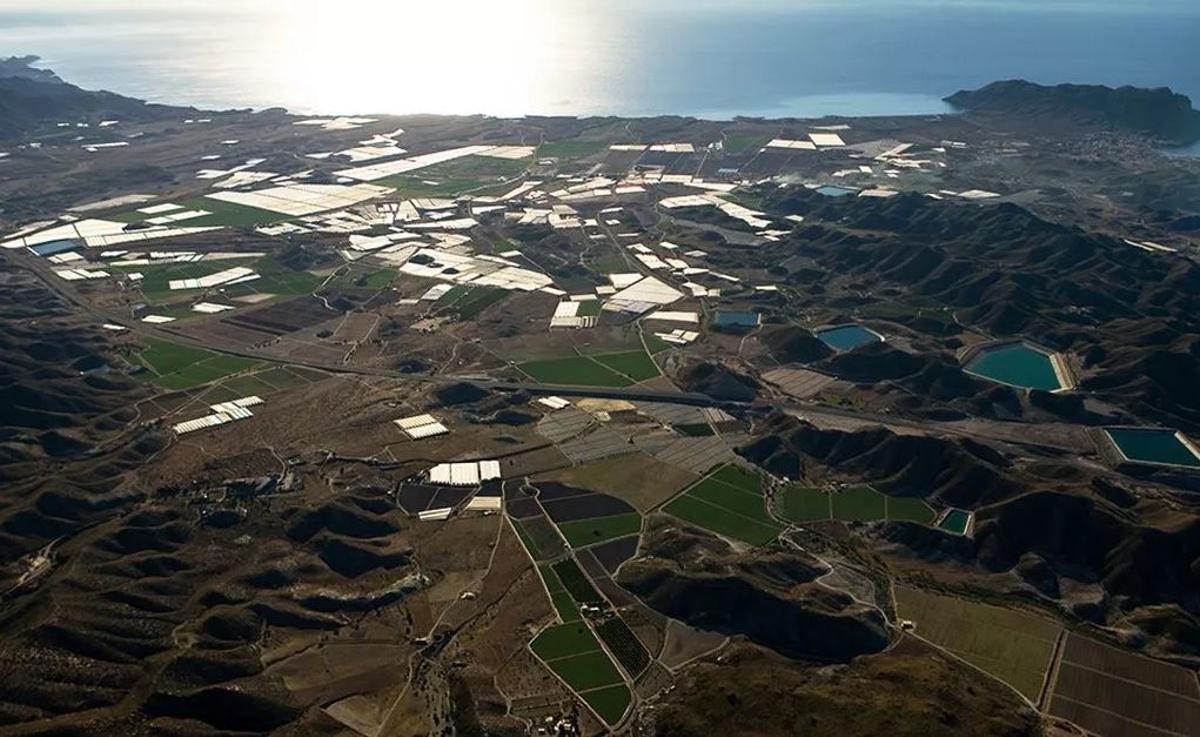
[[1, 1, 1198, 120]]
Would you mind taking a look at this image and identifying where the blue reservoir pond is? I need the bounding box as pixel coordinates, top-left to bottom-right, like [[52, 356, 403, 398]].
[[1105, 428, 1200, 468], [815, 185, 857, 198], [964, 342, 1062, 392], [816, 324, 882, 351]]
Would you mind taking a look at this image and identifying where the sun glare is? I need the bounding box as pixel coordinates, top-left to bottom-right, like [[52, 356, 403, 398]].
[[257, 0, 574, 115]]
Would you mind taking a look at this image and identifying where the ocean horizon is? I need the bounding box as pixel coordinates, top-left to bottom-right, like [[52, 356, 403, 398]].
[[2, 1, 1198, 119]]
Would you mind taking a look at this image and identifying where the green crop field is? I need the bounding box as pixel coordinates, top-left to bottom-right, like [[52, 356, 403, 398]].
[[360, 268, 397, 289], [779, 486, 832, 522], [591, 350, 660, 381], [515, 517, 567, 561], [138, 339, 214, 375], [441, 286, 508, 319], [708, 464, 763, 494], [722, 133, 768, 155], [663, 466, 781, 545], [552, 558, 605, 605], [894, 586, 1061, 701], [550, 651, 625, 692], [137, 339, 259, 391], [664, 493, 780, 546], [886, 496, 937, 524], [686, 479, 774, 522], [518, 355, 632, 387], [531, 621, 630, 722], [831, 486, 887, 521], [538, 564, 582, 622], [577, 300, 604, 317], [531, 622, 601, 661], [556, 513, 642, 548], [180, 197, 290, 227], [579, 684, 631, 725], [780, 485, 935, 525]]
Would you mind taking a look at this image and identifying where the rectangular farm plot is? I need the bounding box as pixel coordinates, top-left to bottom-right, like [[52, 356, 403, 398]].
[[513, 516, 567, 561], [137, 339, 259, 390], [832, 486, 886, 522], [780, 486, 832, 522], [552, 558, 606, 606], [531, 622, 630, 724], [556, 513, 642, 548], [518, 355, 632, 387], [708, 464, 763, 493], [590, 350, 660, 382], [540, 566, 582, 623], [596, 616, 651, 677], [687, 479, 775, 522], [1048, 633, 1200, 737], [662, 466, 781, 546], [548, 651, 625, 692], [531, 622, 601, 661], [580, 684, 632, 725], [895, 586, 1061, 702], [886, 496, 937, 524], [664, 493, 780, 546]]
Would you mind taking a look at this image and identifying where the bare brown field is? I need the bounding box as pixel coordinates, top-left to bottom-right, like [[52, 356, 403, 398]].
[[660, 620, 728, 670], [1048, 633, 1200, 737], [539, 453, 699, 512]]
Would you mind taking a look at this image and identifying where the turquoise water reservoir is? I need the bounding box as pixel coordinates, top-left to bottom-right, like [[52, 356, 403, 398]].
[[1105, 428, 1200, 468], [816, 324, 882, 351], [964, 342, 1062, 392], [815, 185, 856, 198], [938, 509, 971, 535]]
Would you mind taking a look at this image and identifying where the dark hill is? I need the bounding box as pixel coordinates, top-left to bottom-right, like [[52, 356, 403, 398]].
[[755, 191, 1200, 432], [946, 80, 1200, 145], [0, 56, 196, 140], [739, 413, 1016, 508], [618, 516, 888, 661]]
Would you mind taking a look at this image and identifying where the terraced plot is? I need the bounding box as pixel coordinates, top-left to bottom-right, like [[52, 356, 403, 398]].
[[894, 586, 1061, 702], [664, 465, 782, 545], [530, 622, 631, 724]]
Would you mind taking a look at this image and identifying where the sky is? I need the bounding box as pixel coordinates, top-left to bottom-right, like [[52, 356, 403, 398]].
[[6, 0, 1200, 11]]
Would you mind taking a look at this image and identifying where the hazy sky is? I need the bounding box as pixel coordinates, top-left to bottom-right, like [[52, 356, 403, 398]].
[[6, 0, 1200, 12]]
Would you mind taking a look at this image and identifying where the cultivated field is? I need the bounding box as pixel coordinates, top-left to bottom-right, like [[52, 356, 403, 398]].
[[780, 485, 936, 525], [529, 622, 631, 724], [893, 586, 1061, 702], [663, 465, 782, 545], [537, 454, 698, 512], [1047, 633, 1200, 737], [137, 338, 260, 390]]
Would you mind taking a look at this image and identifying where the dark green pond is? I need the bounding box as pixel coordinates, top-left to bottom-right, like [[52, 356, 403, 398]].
[[964, 342, 1062, 392], [1105, 427, 1200, 468]]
